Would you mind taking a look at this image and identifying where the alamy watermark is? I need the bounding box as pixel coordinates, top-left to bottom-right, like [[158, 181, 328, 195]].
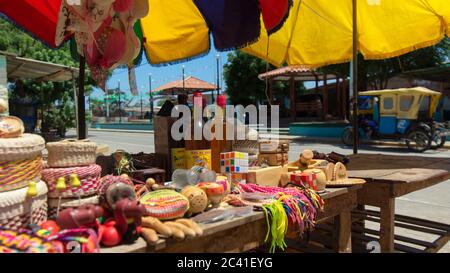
[[171, 97, 279, 141]]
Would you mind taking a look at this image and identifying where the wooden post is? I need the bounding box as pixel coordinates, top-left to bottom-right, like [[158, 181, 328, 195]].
[[336, 76, 341, 118], [78, 57, 87, 140], [323, 74, 328, 120], [334, 210, 352, 253], [379, 198, 395, 253], [290, 77, 296, 122], [268, 78, 273, 105], [352, 0, 359, 154]]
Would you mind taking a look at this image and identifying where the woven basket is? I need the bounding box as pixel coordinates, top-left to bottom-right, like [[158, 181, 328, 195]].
[[47, 195, 99, 219], [0, 156, 43, 193], [0, 134, 45, 161], [42, 164, 101, 198], [46, 139, 98, 167], [140, 189, 190, 220], [0, 181, 48, 230]]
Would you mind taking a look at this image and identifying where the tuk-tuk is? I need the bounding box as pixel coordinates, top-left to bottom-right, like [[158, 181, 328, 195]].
[[342, 87, 442, 152]]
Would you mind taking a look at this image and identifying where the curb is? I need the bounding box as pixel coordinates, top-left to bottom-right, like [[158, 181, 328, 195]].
[[89, 128, 154, 134]]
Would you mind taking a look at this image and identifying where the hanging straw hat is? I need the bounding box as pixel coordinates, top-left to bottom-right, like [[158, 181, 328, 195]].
[[0, 116, 25, 138], [325, 162, 366, 187]]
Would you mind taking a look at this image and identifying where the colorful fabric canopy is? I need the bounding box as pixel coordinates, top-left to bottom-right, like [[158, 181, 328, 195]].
[[243, 0, 450, 68], [140, 0, 292, 65], [0, 0, 63, 48]]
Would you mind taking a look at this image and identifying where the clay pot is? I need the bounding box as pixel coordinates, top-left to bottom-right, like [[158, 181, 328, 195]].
[[197, 182, 225, 208], [181, 185, 208, 215]]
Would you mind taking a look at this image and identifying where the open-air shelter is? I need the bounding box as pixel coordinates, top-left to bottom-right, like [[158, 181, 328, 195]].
[[258, 66, 347, 121], [152, 76, 217, 97]]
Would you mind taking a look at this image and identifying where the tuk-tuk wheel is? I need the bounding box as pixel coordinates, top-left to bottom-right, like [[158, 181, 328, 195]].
[[341, 127, 355, 146], [431, 135, 446, 149], [405, 130, 431, 153]]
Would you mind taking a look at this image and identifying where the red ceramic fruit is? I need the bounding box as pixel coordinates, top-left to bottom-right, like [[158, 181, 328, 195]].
[[100, 220, 122, 247], [40, 220, 60, 236]]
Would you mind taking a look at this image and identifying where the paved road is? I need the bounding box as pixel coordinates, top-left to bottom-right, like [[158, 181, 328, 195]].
[[69, 129, 450, 252]]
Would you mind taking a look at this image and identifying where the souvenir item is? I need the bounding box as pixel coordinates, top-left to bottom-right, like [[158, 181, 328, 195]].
[[258, 152, 288, 166], [42, 164, 101, 198], [0, 116, 25, 138], [97, 175, 135, 210], [299, 149, 314, 165], [46, 139, 98, 167], [259, 140, 289, 153], [56, 204, 104, 230], [0, 181, 48, 230], [197, 182, 225, 208], [180, 186, 208, 216], [290, 171, 317, 191], [246, 166, 286, 187], [47, 195, 99, 219], [0, 98, 7, 114], [220, 152, 249, 173], [304, 169, 327, 192], [0, 227, 99, 253], [0, 133, 45, 161], [140, 189, 190, 220], [0, 155, 43, 192]]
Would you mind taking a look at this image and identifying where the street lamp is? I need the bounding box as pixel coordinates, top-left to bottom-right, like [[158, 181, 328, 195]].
[[215, 53, 220, 104]]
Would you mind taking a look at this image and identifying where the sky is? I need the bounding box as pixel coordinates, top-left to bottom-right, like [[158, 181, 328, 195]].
[[91, 47, 232, 104]]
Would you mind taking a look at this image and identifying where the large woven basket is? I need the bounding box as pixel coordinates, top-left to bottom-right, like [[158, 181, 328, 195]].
[[0, 134, 45, 161], [140, 189, 190, 220], [42, 164, 101, 198], [0, 181, 48, 230], [47, 195, 99, 219], [46, 139, 98, 167], [0, 156, 43, 193]]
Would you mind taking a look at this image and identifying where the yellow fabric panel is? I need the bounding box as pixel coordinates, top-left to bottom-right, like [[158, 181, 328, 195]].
[[141, 0, 210, 65], [243, 0, 450, 68], [288, 0, 352, 67]]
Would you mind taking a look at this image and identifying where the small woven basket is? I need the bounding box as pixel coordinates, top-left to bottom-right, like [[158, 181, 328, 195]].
[[47, 195, 99, 219], [0, 181, 48, 230], [46, 139, 98, 167], [140, 189, 190, 220], [0, 156, 43, 193], [0, 134, 45, 161], [42, 164, 101, 198]]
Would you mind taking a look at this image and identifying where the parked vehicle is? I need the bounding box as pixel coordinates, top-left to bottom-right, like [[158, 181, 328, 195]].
[[342, 87, 442, 152], [431, 121, 449, 149]]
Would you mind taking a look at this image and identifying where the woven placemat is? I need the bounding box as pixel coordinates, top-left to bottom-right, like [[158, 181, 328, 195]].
[[326, 178, 366, 187]]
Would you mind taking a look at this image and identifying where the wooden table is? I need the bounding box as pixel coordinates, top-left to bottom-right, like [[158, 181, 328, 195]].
[[347, 153, 450, 253], [102, 186, 360, 253]]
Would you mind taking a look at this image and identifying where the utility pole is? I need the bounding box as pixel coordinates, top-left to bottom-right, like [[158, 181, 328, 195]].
[[118, 80, 122, 123], [149, 73, 153, 121], [105, 88, 109, 119], [140, 87, 144, 120], [182, 65, 185, 98], [215, 53, 220, 104]]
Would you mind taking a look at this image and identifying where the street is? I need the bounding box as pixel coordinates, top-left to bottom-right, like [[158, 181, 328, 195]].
[[69, 129, 450, 252]]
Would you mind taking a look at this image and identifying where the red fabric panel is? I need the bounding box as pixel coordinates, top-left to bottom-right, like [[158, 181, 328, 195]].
[[0, 0, 63, 48], [259, 0, 291, 34]]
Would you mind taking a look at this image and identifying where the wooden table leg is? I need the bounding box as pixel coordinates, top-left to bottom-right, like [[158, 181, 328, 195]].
[[334, 209, 352, 253], [379, 198, 395, 252]]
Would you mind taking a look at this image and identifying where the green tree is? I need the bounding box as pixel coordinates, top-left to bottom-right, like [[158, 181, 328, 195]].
[[224, 51, 288, 106], [320, 37, 450, 90], [0, 18, 98, 135]]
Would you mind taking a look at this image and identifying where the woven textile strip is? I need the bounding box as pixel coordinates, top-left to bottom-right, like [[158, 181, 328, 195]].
[[0, 203, 47, 231], [0, 156, 42, 191], [42, 164, 101, 198]]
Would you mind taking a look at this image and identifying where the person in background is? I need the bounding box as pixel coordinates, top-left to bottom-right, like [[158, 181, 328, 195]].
[[8, 80, 38, 133]]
